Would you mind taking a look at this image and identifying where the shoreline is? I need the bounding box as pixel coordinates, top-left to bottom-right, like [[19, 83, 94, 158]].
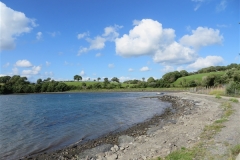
[[20, 93, 240, 160], [20, 93, 196, 160]]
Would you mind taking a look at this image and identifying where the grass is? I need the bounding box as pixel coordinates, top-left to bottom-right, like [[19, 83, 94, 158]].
[[173, 71, 225, 87], [229, 98, 239, 103], [215, 94, 222, 99], [209, 88, 225, 96], [230, 144, 240, 158]]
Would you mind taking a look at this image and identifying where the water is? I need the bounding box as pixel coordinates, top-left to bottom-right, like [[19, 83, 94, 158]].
[[0, 92, 170, 160]]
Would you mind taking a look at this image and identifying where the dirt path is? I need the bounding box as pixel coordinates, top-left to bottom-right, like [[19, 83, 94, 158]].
[[98, 92, 240, 160]]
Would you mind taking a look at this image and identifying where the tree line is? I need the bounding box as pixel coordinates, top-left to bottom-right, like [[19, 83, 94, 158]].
[[0, 76, 70, 94]]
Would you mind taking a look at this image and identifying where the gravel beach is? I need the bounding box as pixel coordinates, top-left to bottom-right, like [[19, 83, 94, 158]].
[[20, 92, 240, 160]]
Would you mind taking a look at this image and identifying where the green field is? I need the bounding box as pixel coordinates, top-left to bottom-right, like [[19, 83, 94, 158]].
[[173, 71, 225, 86], [64, 81, 98, 86], [64, 81, 133, 87]]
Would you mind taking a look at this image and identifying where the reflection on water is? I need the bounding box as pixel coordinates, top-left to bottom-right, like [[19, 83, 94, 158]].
[[0, 92, 170, 159]]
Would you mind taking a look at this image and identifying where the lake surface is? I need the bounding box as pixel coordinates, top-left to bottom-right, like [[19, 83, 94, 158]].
[[0, 92, 170, 160]]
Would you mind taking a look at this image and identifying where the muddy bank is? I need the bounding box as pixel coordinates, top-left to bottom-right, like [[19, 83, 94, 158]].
[[21, 94, 197, 160]]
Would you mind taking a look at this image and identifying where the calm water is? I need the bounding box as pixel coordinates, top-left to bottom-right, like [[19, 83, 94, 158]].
[[0, 92, 170, 160]]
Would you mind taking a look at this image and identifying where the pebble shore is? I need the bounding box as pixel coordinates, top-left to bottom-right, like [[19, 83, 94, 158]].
[[21, 94, 198, 160]]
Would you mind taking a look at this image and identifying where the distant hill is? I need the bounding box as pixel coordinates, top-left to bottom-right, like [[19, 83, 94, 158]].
[[173, 71, 226, 87]]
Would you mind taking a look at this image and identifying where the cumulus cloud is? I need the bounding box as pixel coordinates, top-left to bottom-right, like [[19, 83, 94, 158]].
[[0, 2, 37, 50], [12, 67, 19, 75], [22, 65, 41, 75], [80, 70, 85, 76], [15, 60, 32, 67], [140, 66, 150, 72], [116, 19, 198, 65], [108, 64, 115, 68], [216, 0, 227, 12], [119, 76, 132, 82], [102, 25, 122, 41], [180, 27, 223, 49], [77, 31, 89, 39], [36, 32, 42, 40], [128, 68, 134, 72], [162, 65, 174, 73], [187, 56, 224, 70], [77, 25, 122, 55], [153, 42, 197, 64]]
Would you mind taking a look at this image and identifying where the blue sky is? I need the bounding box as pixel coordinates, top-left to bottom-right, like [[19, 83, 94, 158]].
[[0, 0, 239, 82]]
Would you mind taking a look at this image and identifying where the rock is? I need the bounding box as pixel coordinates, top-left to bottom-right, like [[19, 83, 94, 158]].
[[105, 153, 118, 160], [118, 135, 134, 146], [236, 153, 240, 160], [113, 145, 119, 151], [78, 144, 113, 159]]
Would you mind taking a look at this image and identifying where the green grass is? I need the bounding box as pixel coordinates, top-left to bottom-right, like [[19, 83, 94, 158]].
[[215, 94, 222, 99], [229, 98, 239, 103], [64, 81, 99, 86], [209, 88, 225, 96], [173, 71, 225, 87], [230, 144, 240, 157]]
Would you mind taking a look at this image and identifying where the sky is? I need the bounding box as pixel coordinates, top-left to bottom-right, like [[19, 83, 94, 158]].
[[0, 0, 239, 82]]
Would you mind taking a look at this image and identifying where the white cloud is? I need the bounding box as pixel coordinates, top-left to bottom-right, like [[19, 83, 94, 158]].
[[22, 65, 41, 75], [0, 74, 7, 77], [88, 36, 106, 50], [177, 66, 185, 71], [77, 32, 89, 39], [3, 62, 10, 68], [119, 76, 132, 82], [46, 61, 51, 66], [108, 64, 115, 68], [12, 67, 19, 75], [191, 0, 205, 11], [36, 32, 42, 40], [128, 68, 134, 72], [102, 25, 122, 41], [153, 42, 197, 64], [77, 47, 88, 55], [216, 0, 227, 12], [15, 60, 32, 67], [48, 31, 60, 37], [187, 56, 224, 70], [80, 70, 85, 76], [162, 65, 174, 73], [77, 25, 122, 55], [180, 27, 223, 49], [115, 19, 197, 65], [0, 2, 37, 50], [140, 66, 150, 72], [95, 53, 102, 57], [133, 19, 141, 26]]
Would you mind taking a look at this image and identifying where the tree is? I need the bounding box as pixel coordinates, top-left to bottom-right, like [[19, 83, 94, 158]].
[[97, 77, 101, 81], [37, 78, 42, 84], [180, 70, 188, 77], [147, 77, 155, 83], [74, 75, 82, 81], [111, 77, 119, 83]]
